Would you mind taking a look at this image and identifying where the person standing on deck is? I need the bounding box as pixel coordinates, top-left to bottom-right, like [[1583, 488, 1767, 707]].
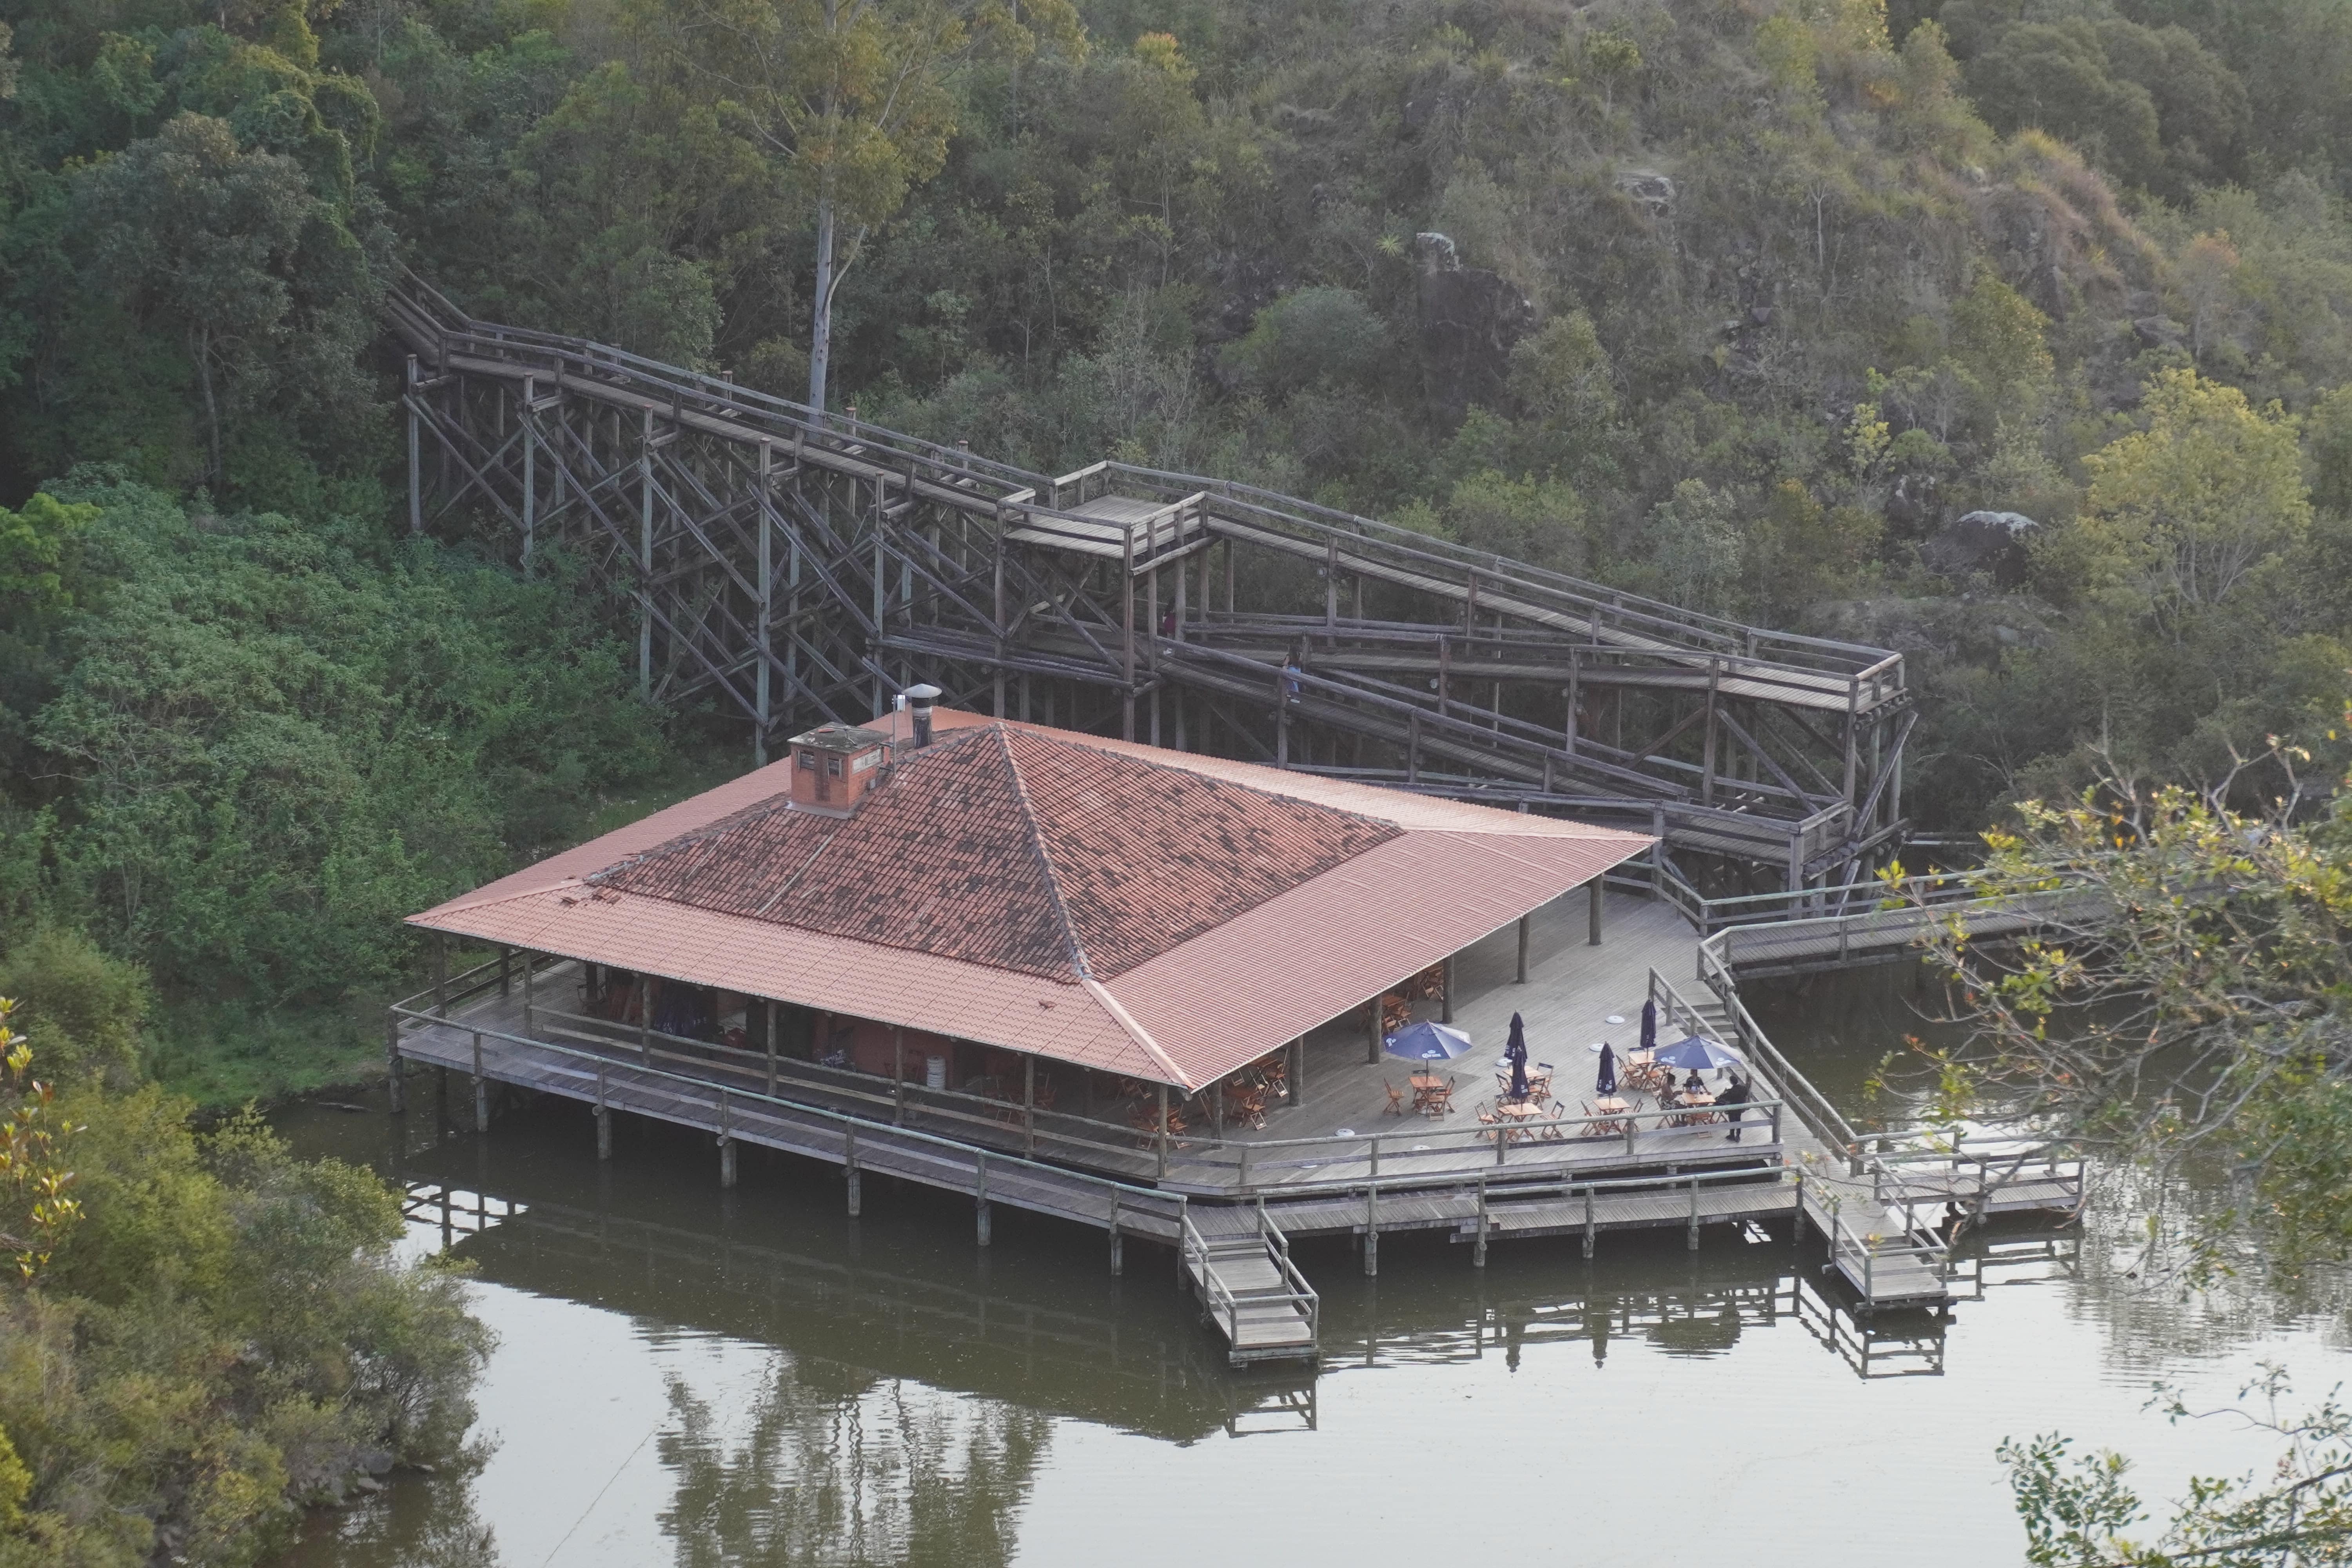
[[1717, 1071, 1753, 1142]]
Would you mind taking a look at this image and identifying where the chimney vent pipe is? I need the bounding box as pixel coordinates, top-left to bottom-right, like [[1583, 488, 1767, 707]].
[[904, 683, 942, 748]]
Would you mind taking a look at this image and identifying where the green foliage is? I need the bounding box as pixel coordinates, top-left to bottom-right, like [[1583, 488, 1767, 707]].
[[0, 1084, 489, 1566], [0, 931, 147, 1089], [2005, 1369, 2352, 1567], [17, 478, 664, 1004], [1917, 742, 2352, 1277], [0, 494, 93, 614], [0, 1000, 81, 1284], [1221, 287, 1389, 400]]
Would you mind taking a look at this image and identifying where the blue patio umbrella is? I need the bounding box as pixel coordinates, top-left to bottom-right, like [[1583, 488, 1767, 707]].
[[1653, 1035, 1746, 1073], [1385, 1020, 1475, 1067]]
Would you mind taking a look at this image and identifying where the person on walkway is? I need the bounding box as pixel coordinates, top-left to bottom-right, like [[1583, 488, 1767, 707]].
[[1595, 1040, 1617, 1097], [1717, 1071, 1753, 1141]]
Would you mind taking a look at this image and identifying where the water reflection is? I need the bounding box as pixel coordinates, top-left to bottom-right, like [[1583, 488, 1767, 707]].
[[276, 964, 2345, 1568]]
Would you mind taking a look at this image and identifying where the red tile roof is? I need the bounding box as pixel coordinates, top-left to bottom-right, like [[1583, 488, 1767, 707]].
[[411, 714, 1652, 1091], [587, 724, 1401, 981]]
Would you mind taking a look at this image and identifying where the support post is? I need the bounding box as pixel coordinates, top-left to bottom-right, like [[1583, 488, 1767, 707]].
[[498, 945, 512, 997], [595, 1065, 611, 1160], [431, 933, 449, 1016], [755, 443, 773, 764], [521, 376, 536, 572], [1441, 954, 1455, 1024], [1474, 1175, 1488, 1268], [1367, 998, 1381, 1064], [638, 409, 654, 698], [1024, 1055, 1036, 1158], [893, 1026, 906, 1124], [385, 1015, 404, 1113], [522, 950, 535, 1034], [715, 1089, 736, 1188], [470, 1030, 488, 1132], [845, 1125, 861, 1216], [762, 1000, 777, 1095], [1156, 1083, 1170, 1180], [1702, 662, 1720, 807], [1121, 530, 1136, 742], [975, 1151, 992, 1246], [1516, 915, 1530, 984], [1109, 1199, 1124, 1276], [1589, 877, 1604, 946], [1363, 1185, 1378, 1277], [636, 975, 651, 1066], [405, 356, 422, 534], [1688, 1176, 1700, 1250], [1584, 1186, 1597, 1258]]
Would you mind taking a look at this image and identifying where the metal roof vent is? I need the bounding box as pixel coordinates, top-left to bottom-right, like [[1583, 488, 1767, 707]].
[[903, 683, 943, 747]]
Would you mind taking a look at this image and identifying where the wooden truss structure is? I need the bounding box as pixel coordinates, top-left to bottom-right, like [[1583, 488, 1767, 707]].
[[386, 275, 1912, 889]]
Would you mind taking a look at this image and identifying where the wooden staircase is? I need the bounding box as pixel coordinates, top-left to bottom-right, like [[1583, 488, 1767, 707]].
[[1182, 1211, 1319, 1367]]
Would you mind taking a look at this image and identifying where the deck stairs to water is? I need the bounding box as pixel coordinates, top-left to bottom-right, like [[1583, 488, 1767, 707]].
[[1183, 1211, 1319, 1367]]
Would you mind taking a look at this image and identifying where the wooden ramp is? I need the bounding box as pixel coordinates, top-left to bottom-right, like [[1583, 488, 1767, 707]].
[[1182, 1212, 1319, 1367]]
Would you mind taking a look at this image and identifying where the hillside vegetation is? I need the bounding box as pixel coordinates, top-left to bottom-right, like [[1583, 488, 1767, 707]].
[[4, 0, 2352, 1055]]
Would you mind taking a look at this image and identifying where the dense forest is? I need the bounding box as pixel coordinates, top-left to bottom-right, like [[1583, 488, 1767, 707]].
[[5, 0, 2352, 1066], [4, 0, 2352, 1557]]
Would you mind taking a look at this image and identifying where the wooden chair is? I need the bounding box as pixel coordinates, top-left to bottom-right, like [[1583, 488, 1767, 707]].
[[1423, 1076, 1456, 1118], [1477, 1106, 1501, 1142], [1382, 1080, 1408, 1117]]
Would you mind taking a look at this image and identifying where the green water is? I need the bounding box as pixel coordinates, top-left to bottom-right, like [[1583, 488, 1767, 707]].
[[275, 964, 2347, 1567]]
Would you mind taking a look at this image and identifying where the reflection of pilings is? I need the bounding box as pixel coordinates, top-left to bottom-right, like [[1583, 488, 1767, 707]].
[[414, 1180, 1265, 1441]]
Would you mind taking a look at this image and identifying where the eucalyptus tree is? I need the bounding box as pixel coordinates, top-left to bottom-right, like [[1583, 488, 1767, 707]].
[[670, 0, 1082, 416]]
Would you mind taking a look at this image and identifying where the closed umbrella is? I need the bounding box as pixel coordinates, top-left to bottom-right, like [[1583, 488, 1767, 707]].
[[1596, 1041, 1617, 1096], [1505, 1013, 1530, 1100], [1640, 998, 1658, 1054]]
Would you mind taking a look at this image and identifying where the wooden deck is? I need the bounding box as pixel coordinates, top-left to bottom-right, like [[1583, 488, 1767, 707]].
[[387, 886, 2085, 1360]]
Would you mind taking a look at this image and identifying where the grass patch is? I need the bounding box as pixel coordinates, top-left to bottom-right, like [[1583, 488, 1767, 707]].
[[147, 993, 392, 1110]]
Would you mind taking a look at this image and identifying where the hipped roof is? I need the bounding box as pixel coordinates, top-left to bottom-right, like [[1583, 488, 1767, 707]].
[[409, 712, 1651, 1091]]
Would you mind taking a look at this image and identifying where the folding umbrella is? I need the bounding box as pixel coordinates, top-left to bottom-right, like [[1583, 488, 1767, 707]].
[[1652, 1035, 1745, 1072], [1640, 998, 1658, 1054], [1385, 1020, 1474, 1067]]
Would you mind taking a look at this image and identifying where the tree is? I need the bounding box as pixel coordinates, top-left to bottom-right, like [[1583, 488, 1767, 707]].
[[1909, 740, 2352, 1281], [2006, 1368, 2352, 1567], [71, 113, 316, 483], [2076, 370, 2308, 637], [0, 998, 80, 1283], [674, 0, 1081, 415]]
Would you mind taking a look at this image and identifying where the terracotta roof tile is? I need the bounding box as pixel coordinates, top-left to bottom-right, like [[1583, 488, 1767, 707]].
[[411, 713, 1655, 1090]]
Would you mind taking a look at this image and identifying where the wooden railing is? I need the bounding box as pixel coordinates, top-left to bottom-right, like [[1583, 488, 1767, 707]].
[[389, 274, 1901, 694], [1181, 1211, 1319, 1357], [386, 997, 1187, 1231]]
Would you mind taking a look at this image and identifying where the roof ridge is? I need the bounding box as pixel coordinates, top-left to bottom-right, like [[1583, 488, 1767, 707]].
[[1002, 721, 1404, 832], [991, 726, 1096, 982]]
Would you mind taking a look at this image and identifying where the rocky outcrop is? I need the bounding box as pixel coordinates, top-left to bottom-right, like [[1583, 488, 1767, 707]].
[[1922, 510, 2040, 587], [1414, 231, 1534, 424]]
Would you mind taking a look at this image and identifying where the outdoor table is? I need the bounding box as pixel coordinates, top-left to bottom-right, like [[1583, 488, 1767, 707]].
[[1411, 1071, 1444, 1106], [1497, 1100, 1545, 1141], [1671, 1091, 1719, 1126]]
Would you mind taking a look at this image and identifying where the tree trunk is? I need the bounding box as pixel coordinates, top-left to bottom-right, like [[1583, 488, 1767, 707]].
[[193, 322, 222, 484], [809, 196, 837, 419]]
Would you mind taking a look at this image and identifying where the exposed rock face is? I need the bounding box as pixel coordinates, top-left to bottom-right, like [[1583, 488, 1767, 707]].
[[1924, 509, 2040, 587], [1613, 170, 1675, 216], [1414, 231, 1534, 424]]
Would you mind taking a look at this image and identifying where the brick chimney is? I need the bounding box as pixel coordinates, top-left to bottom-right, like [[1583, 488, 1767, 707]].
[[785, 722, 892, 815]]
